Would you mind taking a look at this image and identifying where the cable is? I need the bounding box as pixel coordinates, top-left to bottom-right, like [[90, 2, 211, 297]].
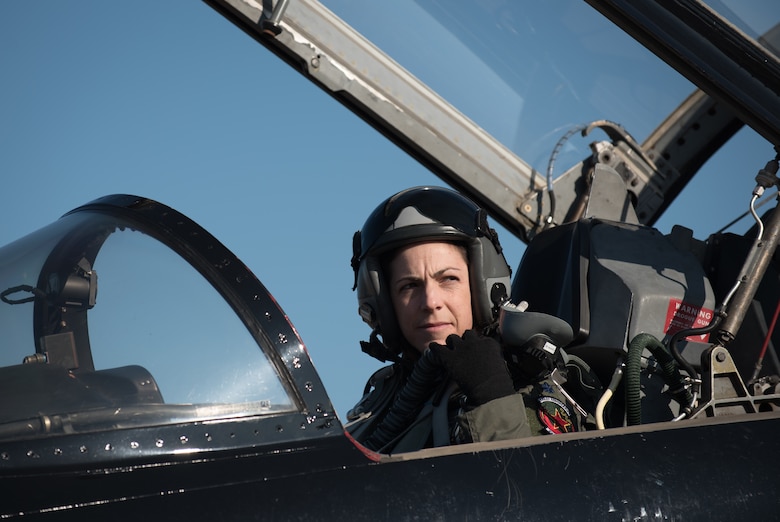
[[595, 363, 623, 430], [749, 296, 780, 384], [545, 124, 587, 226], [627, 333, 693, 426], [749, 193, 765, 240], [715, 188, 777, 235]]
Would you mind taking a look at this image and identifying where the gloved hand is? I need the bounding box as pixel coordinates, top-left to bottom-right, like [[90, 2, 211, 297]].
[[428, 330, 516, 407]]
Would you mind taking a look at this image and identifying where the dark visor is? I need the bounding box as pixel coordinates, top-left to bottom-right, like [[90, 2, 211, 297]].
[[357, 186, 488, 258]]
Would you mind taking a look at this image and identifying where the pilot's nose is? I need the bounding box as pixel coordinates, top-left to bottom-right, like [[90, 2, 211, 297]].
[[421, 282, 442, 311]]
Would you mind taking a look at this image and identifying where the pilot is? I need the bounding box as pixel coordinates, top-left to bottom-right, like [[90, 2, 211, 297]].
[[346, 186, 590, 453]]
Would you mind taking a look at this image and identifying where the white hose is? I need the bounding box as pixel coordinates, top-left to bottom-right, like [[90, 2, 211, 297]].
[[596, 365, 624, 430]]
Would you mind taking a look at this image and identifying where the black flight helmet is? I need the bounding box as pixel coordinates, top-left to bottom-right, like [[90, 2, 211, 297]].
[[351, 186, 511, 362]]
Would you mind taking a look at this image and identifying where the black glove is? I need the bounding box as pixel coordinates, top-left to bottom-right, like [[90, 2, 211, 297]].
[[428, 330, 516, 407]]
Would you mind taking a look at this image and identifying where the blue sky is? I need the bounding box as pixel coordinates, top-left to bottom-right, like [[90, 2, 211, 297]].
[[0, 1, 774, 417], [0, 1, 453, 416]]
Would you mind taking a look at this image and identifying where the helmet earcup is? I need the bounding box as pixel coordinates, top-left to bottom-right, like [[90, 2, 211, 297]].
[[356, 256, 404, 350], [355, 258, 380, 330]]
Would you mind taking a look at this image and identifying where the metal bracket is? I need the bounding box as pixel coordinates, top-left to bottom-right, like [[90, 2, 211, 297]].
[[692, 345, 780, 417], [261, 0, 290, 36]]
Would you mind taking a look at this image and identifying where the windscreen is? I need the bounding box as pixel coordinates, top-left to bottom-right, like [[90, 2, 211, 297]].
[[0, 211, 295, 441]]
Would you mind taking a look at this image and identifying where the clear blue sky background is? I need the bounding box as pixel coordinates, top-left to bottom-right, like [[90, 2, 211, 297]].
[[0, 1, 774, 417], [0, 1, 453, 417]]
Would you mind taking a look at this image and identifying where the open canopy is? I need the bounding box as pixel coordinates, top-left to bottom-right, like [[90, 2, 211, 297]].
[[206, 0, 780, 241]]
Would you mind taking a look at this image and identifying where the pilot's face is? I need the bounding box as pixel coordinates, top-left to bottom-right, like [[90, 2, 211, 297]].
[[388, 241, 473, 353]]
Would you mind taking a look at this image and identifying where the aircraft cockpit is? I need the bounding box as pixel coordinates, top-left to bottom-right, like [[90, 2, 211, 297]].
[[2, 0, 780, 519]]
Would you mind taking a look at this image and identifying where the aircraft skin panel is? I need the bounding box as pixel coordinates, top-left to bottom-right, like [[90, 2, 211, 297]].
[[3, 412, 780, 519]]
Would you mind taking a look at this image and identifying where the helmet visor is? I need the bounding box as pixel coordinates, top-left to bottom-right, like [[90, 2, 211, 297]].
[[358, 186, 489, 259]]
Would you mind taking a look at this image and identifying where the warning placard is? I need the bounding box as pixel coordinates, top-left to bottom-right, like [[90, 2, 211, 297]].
[[664, 298, 713, 342]]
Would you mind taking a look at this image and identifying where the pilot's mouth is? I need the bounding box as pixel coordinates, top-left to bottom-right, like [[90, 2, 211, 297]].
[[420, 322, 450, 332]]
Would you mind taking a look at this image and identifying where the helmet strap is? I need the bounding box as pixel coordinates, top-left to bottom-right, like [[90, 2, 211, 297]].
[[350, 231, 362, 291], [360, 330, 402, 364]]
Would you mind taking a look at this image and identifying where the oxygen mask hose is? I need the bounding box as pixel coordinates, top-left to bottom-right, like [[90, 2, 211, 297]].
[[362, 349, 445, 452]]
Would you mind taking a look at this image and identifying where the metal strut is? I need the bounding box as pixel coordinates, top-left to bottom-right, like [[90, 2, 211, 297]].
[[692, 345, 780, 417], [716, 153, 780, 346]]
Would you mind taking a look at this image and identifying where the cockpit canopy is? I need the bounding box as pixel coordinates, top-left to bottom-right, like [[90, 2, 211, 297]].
[[0, 195, 327, 442]]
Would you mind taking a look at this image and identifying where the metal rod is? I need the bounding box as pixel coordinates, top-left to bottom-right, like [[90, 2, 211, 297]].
[[268, 0, 290, 26], [717, 198, 780, 345]]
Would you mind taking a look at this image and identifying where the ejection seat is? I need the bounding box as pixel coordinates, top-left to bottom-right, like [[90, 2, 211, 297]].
[[510, 165, 716, 424]]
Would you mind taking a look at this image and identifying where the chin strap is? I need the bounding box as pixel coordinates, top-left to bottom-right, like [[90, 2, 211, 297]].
[[360, 330, 402, 364]]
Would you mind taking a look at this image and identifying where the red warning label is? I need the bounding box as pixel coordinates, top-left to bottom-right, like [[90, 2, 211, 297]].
[[664, 298, 713, 342]]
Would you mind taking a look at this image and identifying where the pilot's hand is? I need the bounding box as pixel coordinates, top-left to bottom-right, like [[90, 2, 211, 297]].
[[428, 330, 515, 407]]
